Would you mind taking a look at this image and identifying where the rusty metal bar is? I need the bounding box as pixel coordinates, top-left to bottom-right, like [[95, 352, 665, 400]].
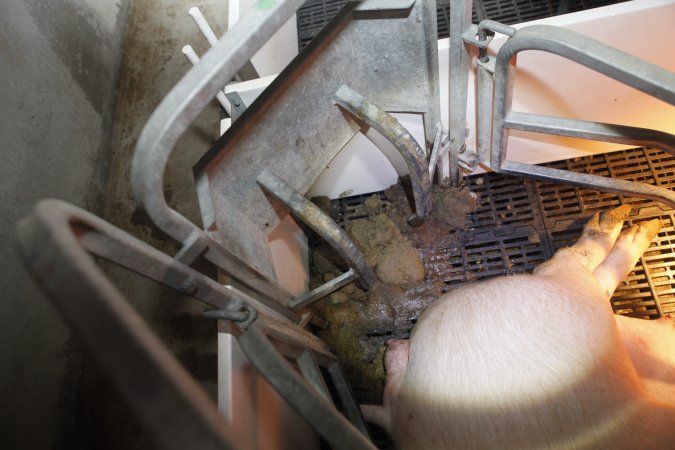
[[500, 161, 675, 208], [257, 169, 378, 289], [335, 85, 432, 226]]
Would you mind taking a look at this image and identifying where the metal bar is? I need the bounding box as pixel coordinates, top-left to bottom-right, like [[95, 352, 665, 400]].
[[27, 200, 337, 362], [202, 242, 295, 310], [75, 212, 299, 323], [447, 0, 473, 185], [476, 59, 494, 166], [257, 169, 378, 289], [16, 200, 239, 450], [237, 323, 377, 450], [297, 350, 333, 403], [335, 85, 432, 225], [477, 20, 516, 40], [500, 161, 675, 208], [491, 25, 675, 171], [638, 255, 664, 318], [427, 124, 444, 179], [131, 0, 304, 251], [327, 361, 371, 438], [504, 112, 675, 156], [258, 314, 334, 362], [290, 268, 358, 309], [181, 45, 232, 115]]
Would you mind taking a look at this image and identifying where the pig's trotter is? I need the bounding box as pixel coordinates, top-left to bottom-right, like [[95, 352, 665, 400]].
[[535, 205, 631, 276], [593, 218, 661, 298], [570, 204, 632, 270]]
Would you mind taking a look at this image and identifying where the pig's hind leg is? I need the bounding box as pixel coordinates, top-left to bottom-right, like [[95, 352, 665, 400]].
[[591, 217, 661, 298], [534, 205, 632, 280], [536, 205, 671, 397], [535, 205, 660, 301], [361, 339, 410, 432]]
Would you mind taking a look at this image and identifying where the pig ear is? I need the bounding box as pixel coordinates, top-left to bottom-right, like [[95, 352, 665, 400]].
[[361, 404, 389, 431]]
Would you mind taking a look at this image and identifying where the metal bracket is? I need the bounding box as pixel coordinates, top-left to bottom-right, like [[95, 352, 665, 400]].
[[174, 231, 209, 266], [203, 303, 258, 330], [458, 149, 479, 172], [224, 91, 247, 122]]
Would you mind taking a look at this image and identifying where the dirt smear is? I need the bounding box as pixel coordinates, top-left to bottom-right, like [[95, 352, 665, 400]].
[[385, 179, 480, 248], [347, 213, 425, 286], [308, 181, 479, 404]]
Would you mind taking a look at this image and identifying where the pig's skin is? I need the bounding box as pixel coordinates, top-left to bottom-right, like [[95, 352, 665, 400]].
[[362, 206, 675, 449]]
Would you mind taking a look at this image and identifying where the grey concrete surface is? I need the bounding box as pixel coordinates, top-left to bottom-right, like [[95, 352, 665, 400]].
[[0, 0, 130, 448], [1, 0, 226, 448], [87, 1, 227, 447]]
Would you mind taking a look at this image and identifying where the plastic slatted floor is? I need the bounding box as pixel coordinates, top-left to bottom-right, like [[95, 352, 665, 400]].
[[296, 0, 626, 49], [330, 148, 675, 319]]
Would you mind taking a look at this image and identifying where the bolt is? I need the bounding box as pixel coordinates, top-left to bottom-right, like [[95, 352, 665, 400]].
[[179, 278, 198, 296]]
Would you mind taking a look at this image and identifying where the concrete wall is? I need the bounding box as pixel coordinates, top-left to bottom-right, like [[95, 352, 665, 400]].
[[87, 0, 228, 448], [0, 0, 230, 447], [0, 0, 130, 448]]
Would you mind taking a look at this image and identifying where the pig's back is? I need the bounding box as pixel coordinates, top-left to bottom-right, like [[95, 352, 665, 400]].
[[391, 274, 672, 449]]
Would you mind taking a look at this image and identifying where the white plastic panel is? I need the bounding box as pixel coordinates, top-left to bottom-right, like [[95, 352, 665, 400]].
[[229, 0, 298, 77], [306, 113, 426, 199]]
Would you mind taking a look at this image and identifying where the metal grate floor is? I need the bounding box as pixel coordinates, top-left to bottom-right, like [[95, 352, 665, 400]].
[[297, 0, 627, 49], [329, 147, 675, 319]]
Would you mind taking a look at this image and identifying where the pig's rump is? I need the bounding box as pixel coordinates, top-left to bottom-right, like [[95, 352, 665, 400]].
[[391, 275, 675, 450]]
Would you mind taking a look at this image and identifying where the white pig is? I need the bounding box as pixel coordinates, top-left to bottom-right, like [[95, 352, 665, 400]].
[[362, 205, 675, 449]]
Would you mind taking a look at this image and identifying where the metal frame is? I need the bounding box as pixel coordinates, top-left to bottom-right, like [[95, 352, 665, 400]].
[[16, 200, 375, 450], [459, 21, 675, 208], [446, 0, 474, 185], [131, 0, 440, 314], [130, 0, 305, 310]]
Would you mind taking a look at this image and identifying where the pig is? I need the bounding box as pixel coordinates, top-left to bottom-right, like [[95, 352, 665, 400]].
[[361, 205, 675, 449]]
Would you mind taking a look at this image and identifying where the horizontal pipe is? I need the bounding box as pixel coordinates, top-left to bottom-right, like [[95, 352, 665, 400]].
[[504, 112, 675, 156]]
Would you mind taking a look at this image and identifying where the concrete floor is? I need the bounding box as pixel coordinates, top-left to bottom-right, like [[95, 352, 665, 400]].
[[1, 0, 227, 448]]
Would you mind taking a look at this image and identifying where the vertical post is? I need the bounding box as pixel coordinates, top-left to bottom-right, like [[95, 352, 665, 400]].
[[217, 320, 235, 421], [447, 0, 473, 185]]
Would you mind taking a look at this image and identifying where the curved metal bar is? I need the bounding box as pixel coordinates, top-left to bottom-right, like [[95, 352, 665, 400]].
[[335, 85, 432, 225], [237, 322, 377, 450], [500, 161, 675, 208], [504, 112, 675, 157], [131, 0, 305, 245], [257, 170, 378, 290], [73, 210, 300, 324], [130, 0, 305, 308], [16, 200, 239, 450], [491, 25, 675, 170]]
